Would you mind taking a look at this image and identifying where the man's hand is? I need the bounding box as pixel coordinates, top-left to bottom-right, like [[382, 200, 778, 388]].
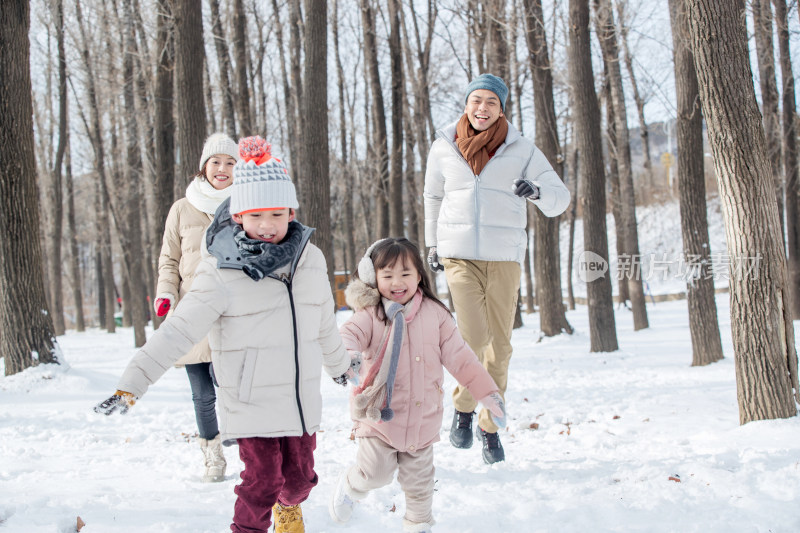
[[427, 247, 444, 273], [512, 178, 540, 200], [94, 390, 137, 415]]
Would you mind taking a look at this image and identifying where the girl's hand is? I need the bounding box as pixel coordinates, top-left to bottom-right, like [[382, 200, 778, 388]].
[[94, 390, 137, 415], [479, 392, 506, 428]]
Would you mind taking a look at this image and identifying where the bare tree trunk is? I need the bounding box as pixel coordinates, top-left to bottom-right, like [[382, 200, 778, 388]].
[[568, 0, 618, 352], [686, 0, 799, 421], [566, 134, 579, 310], [302, 0, 333, 284], [360, 0, 390, 238], [752, 0, 784, 239], [64, 143, 85, 332], [270, 0, 299, 181], [209, 0, 237, 138], [388, 0, 404, 237], [668, 0, 724, 367], [774, 0, 800, 319], [174, 0, 206, 195], [0, 0, 59, 375], [594, 0, 648, 330], [289, 0, 305, 199], [232, 0, 252, 136], [615, 0, 655, 190]]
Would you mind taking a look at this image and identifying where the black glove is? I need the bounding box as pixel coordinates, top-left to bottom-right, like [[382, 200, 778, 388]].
[[94, 391, 137, 415], [512, 178, 540, 200], [427, 247, 444, 273]]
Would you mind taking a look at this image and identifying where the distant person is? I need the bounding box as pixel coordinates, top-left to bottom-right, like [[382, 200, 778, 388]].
[[153, 132, 237, 483], [95, 136, 352, 533], [329, 237, 505, 533], [424, 73, 570, 464]]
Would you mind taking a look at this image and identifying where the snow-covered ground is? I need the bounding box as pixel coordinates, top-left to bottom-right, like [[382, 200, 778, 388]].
[[2, 290, 799, 533]]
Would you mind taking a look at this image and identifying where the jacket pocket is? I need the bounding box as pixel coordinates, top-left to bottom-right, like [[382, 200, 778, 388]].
[[238, 348, 258, 403]]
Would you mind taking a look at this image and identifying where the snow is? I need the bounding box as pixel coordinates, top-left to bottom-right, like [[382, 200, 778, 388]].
[[2, 290, 799, 533]]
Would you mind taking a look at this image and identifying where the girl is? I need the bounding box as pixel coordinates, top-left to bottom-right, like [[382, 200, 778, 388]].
[[330, 238, 505, 533], [153, 132, 238, 482]]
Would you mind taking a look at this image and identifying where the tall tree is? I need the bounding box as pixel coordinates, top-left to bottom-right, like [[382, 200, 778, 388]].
[[63, 143, 85, 332], [388, 0, 404, 237], [686, 0, 799, 422], [209, 0, 237, 137], [774, 0, 800, 318], [593, 0, 648, 330], [174, 0, 206, 194], [0, 0, 59, 375], [668, 0, 723, 366], [303, 0, 333, 282], [523, 0, 573, 336], [751, 0, 784, 237], [360, 0, 390, 238], [232, 0, 252, 135], [568, 0, 618, 352], [153, 0, 175, 260]]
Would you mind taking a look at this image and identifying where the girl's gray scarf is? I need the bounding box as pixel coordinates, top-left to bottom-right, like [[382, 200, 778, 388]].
[[233, 220, 304, 281], [352, 289, 423, 423]]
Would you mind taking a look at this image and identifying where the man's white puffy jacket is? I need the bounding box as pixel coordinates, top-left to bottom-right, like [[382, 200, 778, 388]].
[[424, 120, 571, 264]]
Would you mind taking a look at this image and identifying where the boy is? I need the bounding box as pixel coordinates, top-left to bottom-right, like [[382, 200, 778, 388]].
[[95, 136, 351, 533]]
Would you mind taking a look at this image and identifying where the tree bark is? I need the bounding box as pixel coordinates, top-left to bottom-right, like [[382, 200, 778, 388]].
[[360, 0, 390, 238], [232, 0, 252, 136], [774, 0, 800, 319], [388, 0, 404, 237], [0, 0, 59, 375], [64, 143, 85, 332], [668, 0, 724, 367], [174, 0, 206, 195], [523, 0, 573, 335], [686, 0, 799, 422], [593, 0, 648, 330], [209, 0, 237, 138], [289, 0, 305, 200], [568, 0, 618, 352], [302, 0, 333, 284], [751, 0, 784, 239]]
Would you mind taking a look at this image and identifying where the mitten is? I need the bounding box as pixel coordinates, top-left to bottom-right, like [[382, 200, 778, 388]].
[[427, 247, 444, 273], [512, 178, 540, 200], [154, 294, 175, 317], [479, 392, 507, 429], [94, 390, 137, 415], [334, 352, 362, 387]]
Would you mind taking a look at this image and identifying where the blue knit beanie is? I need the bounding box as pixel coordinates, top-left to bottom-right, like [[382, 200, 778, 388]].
[[464, 73, 509, 111]]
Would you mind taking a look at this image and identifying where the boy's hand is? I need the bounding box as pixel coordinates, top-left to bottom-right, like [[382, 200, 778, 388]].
[[94, 390, 137, 415], [479, 392, 506, 429], [154, 294, 174, 317]]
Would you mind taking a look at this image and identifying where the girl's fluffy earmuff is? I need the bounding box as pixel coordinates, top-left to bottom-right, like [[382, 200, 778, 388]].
[[357, 239, 388, 287]]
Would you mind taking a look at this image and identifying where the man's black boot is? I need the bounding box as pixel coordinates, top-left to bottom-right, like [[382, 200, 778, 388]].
[[449, 410, 474, 449], [479, 428, 505, 464]]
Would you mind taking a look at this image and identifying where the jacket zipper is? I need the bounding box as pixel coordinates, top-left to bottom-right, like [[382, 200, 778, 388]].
[[283, 277, 307, 434]]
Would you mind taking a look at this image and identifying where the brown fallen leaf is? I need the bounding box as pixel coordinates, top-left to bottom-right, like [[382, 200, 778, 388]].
[[668, 475, 681, 483], [529, 422, 539, 430], [389, 504, 396, 513], [77, 516, 86, 531], [612, 415, 621, 420]]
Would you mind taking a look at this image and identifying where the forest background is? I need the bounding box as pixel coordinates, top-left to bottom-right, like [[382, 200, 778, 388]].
[[1, 0, 799, 427]]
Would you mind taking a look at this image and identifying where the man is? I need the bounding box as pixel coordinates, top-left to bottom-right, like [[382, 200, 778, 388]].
[[423, 73, 570, 464]]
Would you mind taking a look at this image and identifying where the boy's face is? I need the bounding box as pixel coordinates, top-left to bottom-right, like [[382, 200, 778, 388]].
[[232, 208, 295, 243]]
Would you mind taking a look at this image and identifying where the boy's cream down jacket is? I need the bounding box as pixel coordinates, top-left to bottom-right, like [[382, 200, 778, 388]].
[[156, 198, 214, 365], [424, 120, 571, 264], [118, 234, 350, 443]]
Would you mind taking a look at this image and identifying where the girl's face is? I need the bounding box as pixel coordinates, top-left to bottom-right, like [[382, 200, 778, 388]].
[[205, 154, 237, 190], [376, 256, 421, 305]]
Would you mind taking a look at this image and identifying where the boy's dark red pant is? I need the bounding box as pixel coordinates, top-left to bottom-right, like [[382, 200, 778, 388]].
[[230, 433, 318, 533]]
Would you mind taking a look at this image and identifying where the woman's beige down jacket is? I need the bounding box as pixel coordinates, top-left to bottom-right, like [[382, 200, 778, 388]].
[[156, 198, 214, 366]]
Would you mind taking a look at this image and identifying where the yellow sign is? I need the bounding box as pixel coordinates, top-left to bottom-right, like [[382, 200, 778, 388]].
[[661, 152, 674, 167]]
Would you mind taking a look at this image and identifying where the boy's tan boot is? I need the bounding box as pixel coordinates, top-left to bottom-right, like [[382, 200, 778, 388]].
[[272, 502, 304, 533], [198, 434, 226, 483]]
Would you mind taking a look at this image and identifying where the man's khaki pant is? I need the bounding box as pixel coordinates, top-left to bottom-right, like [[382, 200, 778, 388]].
[[345, 436, 435, 529], [442, 258, 520, 433]]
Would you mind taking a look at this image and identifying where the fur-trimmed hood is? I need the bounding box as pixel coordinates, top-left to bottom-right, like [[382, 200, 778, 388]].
[[344, 278, 380, 311]]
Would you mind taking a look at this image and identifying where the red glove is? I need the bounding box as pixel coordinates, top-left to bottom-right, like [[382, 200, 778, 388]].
[[155, 297, 171, 317]]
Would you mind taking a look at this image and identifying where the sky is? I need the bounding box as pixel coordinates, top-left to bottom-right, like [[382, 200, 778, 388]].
[[1, 198, 799, 533]]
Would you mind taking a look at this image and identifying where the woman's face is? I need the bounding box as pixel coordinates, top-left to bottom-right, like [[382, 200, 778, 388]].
[[205, 155, 237, 190]]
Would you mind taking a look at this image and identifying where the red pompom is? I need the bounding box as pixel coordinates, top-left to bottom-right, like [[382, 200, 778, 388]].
[[238, 136, 273, 165]]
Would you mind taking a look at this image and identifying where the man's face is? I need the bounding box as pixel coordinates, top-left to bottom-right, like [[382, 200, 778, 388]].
[[463, 89, 504, 131], [232, 208, 295, 243]]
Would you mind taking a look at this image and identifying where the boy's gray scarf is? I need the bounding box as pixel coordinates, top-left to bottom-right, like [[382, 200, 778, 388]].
[[352, 290, 422, 423], [233, 220, 304, 281]]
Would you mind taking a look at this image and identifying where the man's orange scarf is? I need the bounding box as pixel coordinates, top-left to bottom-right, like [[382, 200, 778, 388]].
[[455, 114, 509, 175]]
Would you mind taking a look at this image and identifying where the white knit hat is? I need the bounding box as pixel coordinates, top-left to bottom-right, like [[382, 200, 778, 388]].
[[199, 133, 239, 171], [230, 136, 299, 214]]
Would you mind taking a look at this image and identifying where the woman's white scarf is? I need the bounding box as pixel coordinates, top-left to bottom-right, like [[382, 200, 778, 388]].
[[352, 289, 423, 423], [185, 177, 231, 214]]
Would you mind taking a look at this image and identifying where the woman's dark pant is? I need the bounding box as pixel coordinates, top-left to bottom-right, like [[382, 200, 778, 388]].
[[185, 362, 219, 439]]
